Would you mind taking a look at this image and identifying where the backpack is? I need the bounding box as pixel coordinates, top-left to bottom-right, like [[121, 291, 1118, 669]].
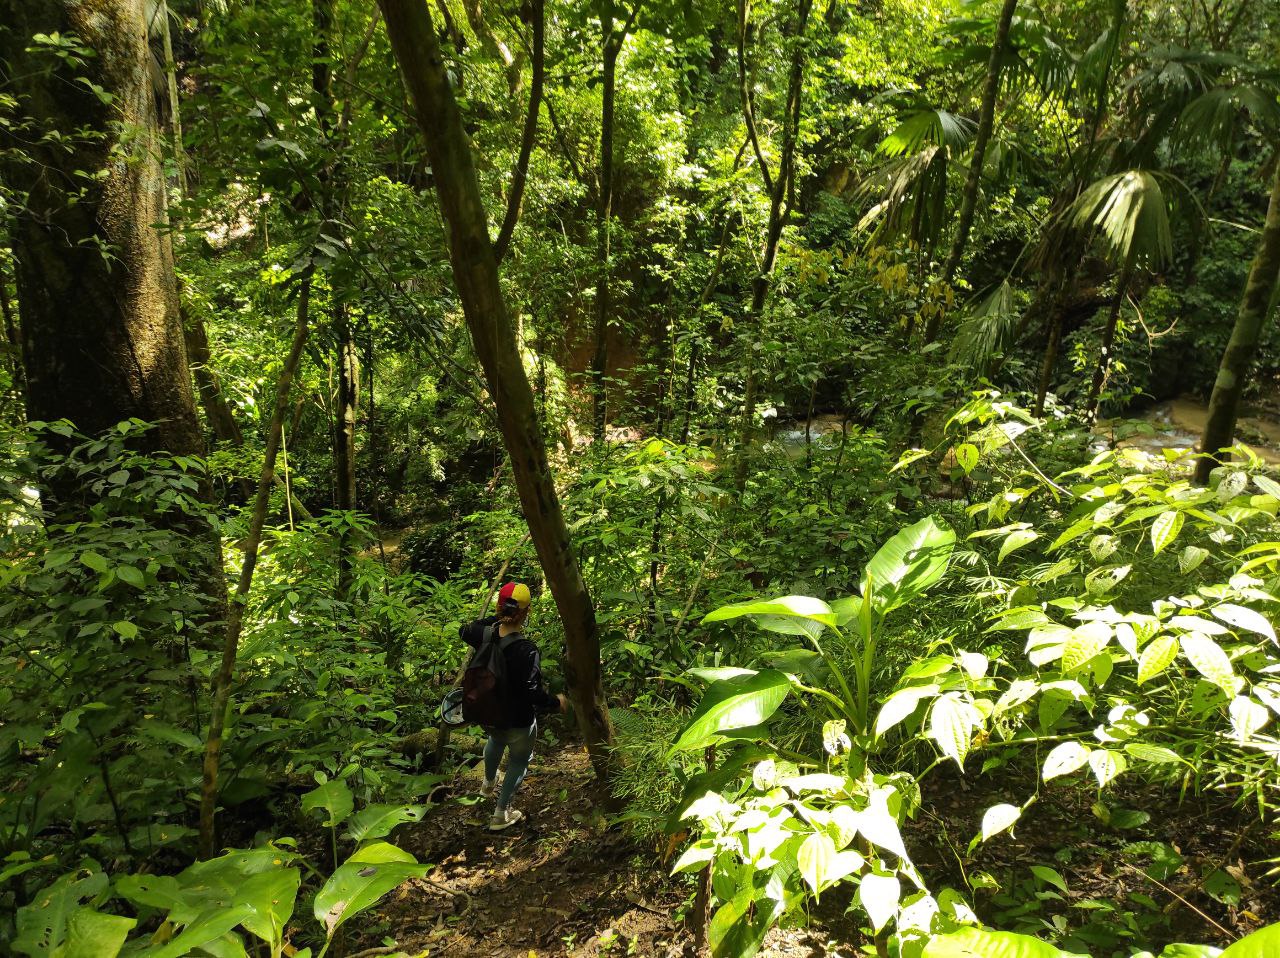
[[461, 625, 521, 727]]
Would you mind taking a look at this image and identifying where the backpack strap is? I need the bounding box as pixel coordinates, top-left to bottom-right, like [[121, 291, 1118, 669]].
[[497, 631, 524, 652]]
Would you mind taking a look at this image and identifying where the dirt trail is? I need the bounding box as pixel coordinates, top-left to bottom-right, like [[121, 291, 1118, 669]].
[[362, 745, 837, 957]]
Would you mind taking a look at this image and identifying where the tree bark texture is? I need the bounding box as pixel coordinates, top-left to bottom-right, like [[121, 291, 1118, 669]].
[[0, 0, 205, 467], [379, 0, 614, 775], [933, 0, 1018, 325], [333, 304, 360, 594], [1195, 161, 1280, 485], [1085, 256, 1134, 423], [199, 278, 313, 858]]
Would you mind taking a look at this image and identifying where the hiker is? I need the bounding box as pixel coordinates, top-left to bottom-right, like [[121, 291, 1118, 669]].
[[459, 581, 567, 832]]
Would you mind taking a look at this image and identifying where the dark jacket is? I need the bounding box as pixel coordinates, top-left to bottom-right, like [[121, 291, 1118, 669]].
[[459, 616, 559, 729]]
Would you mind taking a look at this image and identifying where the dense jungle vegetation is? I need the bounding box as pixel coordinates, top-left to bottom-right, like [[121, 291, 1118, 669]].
[[3, 0, 1280, 955]]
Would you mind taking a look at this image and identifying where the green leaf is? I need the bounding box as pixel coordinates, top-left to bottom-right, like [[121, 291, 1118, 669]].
[[1124, 743, 1182, 764], [929, 695, 972, 769], [1062, 623, 1110, 672], [14, 870, 109, 956], [998, 529, 1039, 564], [1178, 546, 1210, 573], [116, 566, 145, 589], [313, 843, 431, 936], [955, 443, 979, 474], [873, 686, 939, 739], [79, 552, 110, 573], [301, 780, 353, 828], [1203, 869, 1241, 905], [132, 905, 255, 958], [1180, 634, 1236, 695], [112, 621, 138, 640], [1137, 636, 1180, 684], [978, 804, 1021, 844], [857, 872, 900, 932], [863, 517, 956, 614], [703, 596, 835, 629], [1253, 475, 1280, 499], [56, 907, 135, 958], [1212, 604, 1275, 643], [1221, 922, 1280, 957], [1042, 742, 1091, 781], [797, 831, 836, 895], [1030, 864, 1068, 893], [924, 926, 1077, 957], [1088, 749, 1127, 787], [237, 867, 300, 945], [1150, 511, 1184, 554], [344, 805, 428, 845], [669, 670, 791, 754]]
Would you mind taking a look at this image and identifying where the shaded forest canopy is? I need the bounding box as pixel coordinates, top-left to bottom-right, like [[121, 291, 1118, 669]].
[[2, 0, 1280, 955]]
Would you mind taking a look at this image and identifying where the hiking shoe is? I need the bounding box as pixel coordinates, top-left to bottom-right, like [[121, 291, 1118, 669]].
[[479, 777, 497, 799], [488, 807, 524, 832]]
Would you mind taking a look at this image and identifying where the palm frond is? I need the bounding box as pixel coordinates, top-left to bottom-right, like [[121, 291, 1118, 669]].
[[1068, 170, 1172, 269], [950, 280, 1021, 369], [878, 109, 976, 158]]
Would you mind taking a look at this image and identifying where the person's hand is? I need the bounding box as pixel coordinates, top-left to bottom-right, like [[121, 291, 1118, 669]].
[[557, 693, 569, 714]]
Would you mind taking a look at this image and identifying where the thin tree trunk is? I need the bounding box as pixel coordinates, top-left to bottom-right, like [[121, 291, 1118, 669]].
[[1085, 257, 1134, 423], [1196, 160, 1280, 484], [591, 12, 620, 445], [931, 0, 1018, 337], [493, 0, 544, 265], [734, 0, 812, 489], [380, 0, 614, 776], [333, 304, 359, 595], [199, 277, 312, 858], [159, 0, 188, 196]]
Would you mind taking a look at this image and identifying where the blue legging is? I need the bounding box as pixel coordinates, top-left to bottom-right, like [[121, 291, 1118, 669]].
[[483, 720, 537, 809]]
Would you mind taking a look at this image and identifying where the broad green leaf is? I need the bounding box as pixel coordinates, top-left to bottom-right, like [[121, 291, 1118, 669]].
[[978, 804, 1021, 844], [703, 596, 835, 629], [79, 552, 110, 573], [998, 529, 1039, 564], [301, 780, 354, 828], [1212, 604, 1275, 643], [1178, 546, 1210, 573], [313, 843, 431, 936], [863, 517, 956, 614], [1229, 697, 1269, 742], [344, 805, 428, 845], [929, 695, 972, 769], [1221, 921, 1280, 957], [1062, 622, 1110, 672], [1088, 749, 1127, 787], [14, 870, 110, 956], [1042, 742, 1091, 781], [669, 670, 791, 754], [924, 926, 1078, 957], [707, 886, 767, 958], [132, 905, 255, 958], [670, 842, 715, 875], [858, 872, 900, 932], [1137, 636, 1180, 684], [955, 443, 979, 474], [1030, 864, 1068, 892], [56, 907, 135, 958], [797, 831, 836, 894], [1253, 475, 1280, 499], [237, 867, 300, 945], [874, 686, 939, 739], [1124, 742, 1182, 764], [116, 566, 145, 589], [1150, 511, 1184, 554], [1180, 634, 1236, 695]]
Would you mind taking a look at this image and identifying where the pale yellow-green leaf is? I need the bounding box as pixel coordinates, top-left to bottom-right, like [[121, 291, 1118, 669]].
[[1088, 749, 1127, 787], [797, 831, 836, 894], [929, 695, 972, 769], [1137, 636, 1179, 684], [1149, 511, 1184, 554], [1180, 633, 1236, 695], [1042, 741, 1091, 781]]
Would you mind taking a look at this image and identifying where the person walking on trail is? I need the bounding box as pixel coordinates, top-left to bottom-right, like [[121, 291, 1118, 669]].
[[459, 581, 567, 832]]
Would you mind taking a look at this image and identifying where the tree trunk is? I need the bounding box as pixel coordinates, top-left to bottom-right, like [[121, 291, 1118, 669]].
[[1085, 257, 1135, 423], [333, 304, 360, 595], [734, 0, 812, 488], [380, 0, 614, 775], [930, 0, 1018, 341], [591, 12, 621, 446], [199, 277, 313, 858], [1195, 161, 1280, 485], [0, 0, 220, 601], [492, 0, 544, 265]]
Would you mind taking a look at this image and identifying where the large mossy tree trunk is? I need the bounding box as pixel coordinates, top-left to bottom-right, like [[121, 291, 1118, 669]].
[[379, 0, 614, 775], [0, 0, 222, 608], [1195, 161, 1280, 485]]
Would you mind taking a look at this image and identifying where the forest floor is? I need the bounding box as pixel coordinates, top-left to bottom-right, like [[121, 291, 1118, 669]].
[[360, 744, 845, 957]]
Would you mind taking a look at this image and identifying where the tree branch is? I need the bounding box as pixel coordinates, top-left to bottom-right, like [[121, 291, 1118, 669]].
[[493, 0, 544, 264], [737, 0, 773, 195]]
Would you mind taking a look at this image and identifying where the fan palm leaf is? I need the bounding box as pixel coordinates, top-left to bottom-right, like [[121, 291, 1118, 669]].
[[1069, 169, 1173, 269]]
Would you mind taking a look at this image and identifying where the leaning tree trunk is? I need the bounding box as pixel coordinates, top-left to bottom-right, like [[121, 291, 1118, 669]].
[[1085, 255, 1135, 423], [733, 0, 812, 489], [379, 0, 614, 776], [1195, 161, 1280, 485], [0, 0, 221, 604], [929, 0, 1019, 342]]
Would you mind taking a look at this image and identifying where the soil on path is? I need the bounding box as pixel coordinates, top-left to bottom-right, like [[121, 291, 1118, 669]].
[[363, 744, 841, 958]]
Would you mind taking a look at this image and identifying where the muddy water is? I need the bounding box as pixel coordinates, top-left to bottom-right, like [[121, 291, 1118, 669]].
[[1101, 396, 1280, 465]]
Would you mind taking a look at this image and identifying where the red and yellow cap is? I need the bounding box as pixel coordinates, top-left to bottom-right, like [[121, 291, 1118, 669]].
[[498, 582, 531, 611]]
